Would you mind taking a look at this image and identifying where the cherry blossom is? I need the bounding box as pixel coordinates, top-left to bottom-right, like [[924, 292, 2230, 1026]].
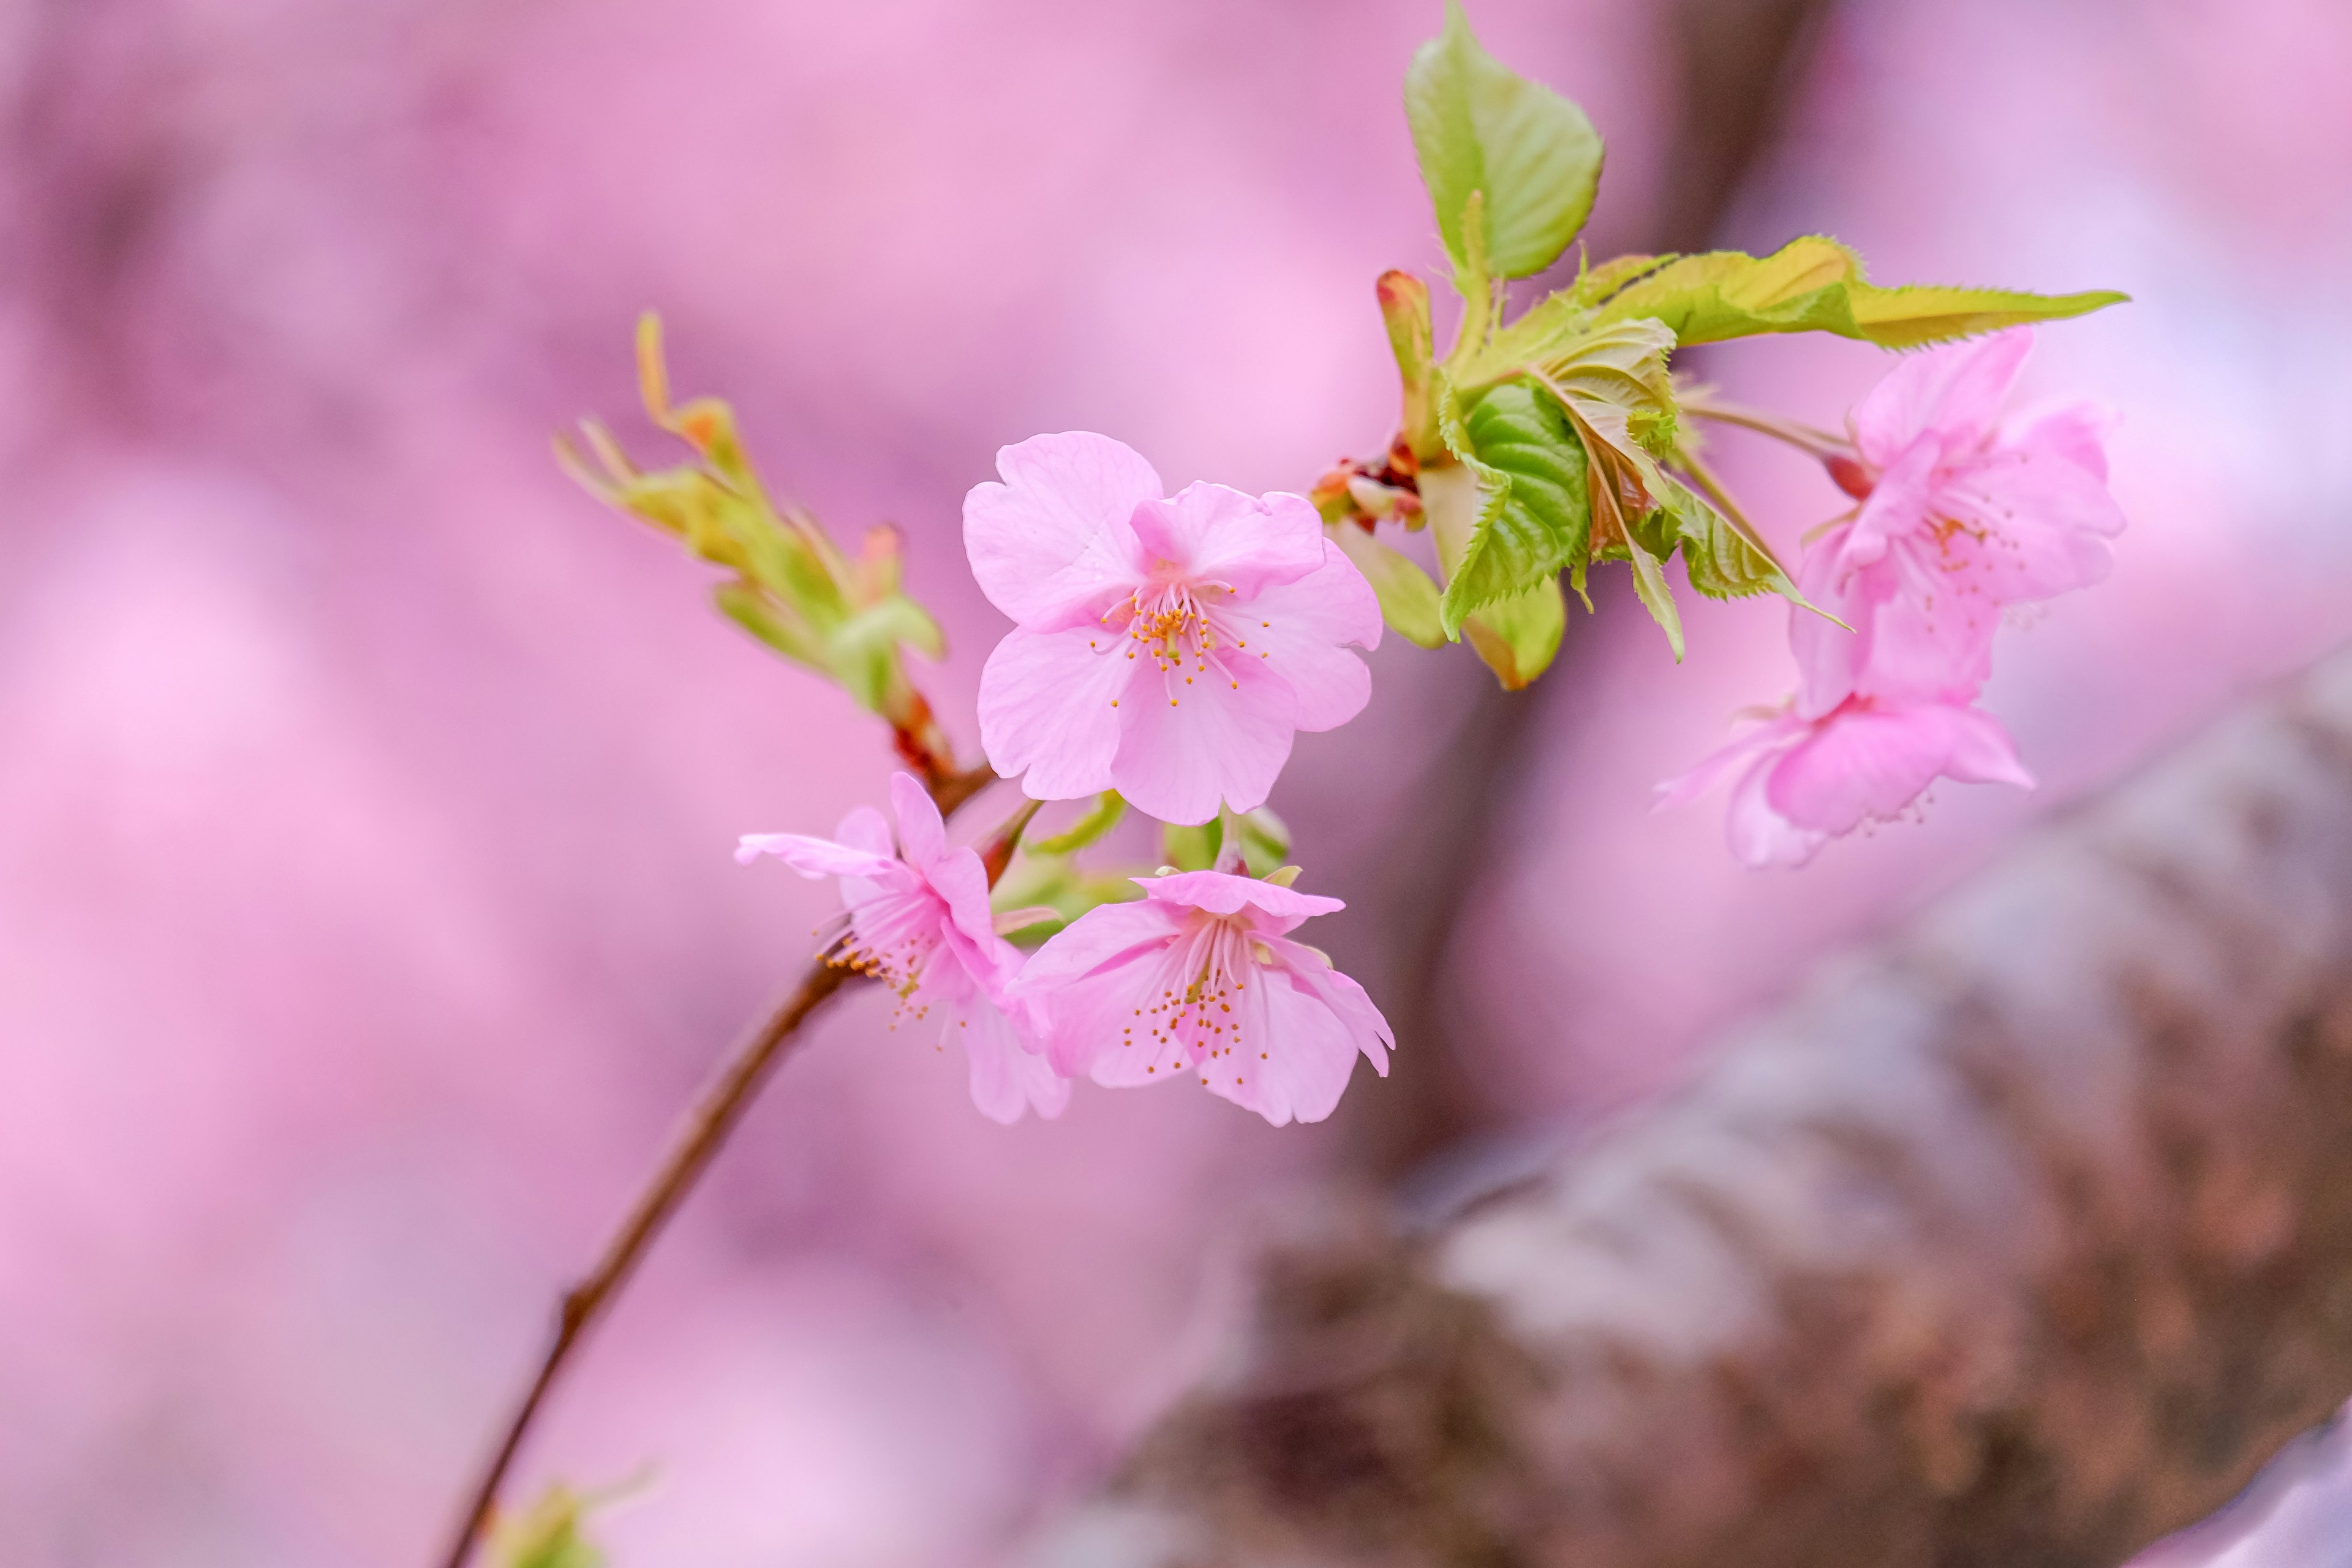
[[737, 772, 1068, 1123], [1656, 696, 2034, 869], [1793, 329, 2124, 714], [1011, 870, 1391, 1126], [965, 432, 1382, 826]]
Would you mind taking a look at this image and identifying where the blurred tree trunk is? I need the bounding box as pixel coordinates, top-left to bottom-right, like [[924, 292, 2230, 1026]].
[[1349, 0, 1836, 1180], [1034, 651, 2352, 1567]]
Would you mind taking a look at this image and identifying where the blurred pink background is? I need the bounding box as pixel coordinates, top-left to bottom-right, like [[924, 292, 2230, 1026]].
[[5, 0, 2351, 1562]]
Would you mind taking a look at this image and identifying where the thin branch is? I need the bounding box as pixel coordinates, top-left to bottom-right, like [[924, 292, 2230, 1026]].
[[435, 760, 1007, 1568], [1683, 395, 1853, 459]]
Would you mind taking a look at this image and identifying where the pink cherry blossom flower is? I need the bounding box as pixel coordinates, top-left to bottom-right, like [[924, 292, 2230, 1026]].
[[1793, 329, 2125, 714], [736, 772, 1068, 1124], [1655, 696, 2034, 869], [965, 432, 1382, 826], [1010, 870, 1391, 1126]]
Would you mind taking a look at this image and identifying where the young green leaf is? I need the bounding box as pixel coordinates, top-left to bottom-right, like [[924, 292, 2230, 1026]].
[[1161, 818, 1223, 873], [1030, 791, 1126, 857], [1405, 0, 1604, 281], [1232, 807, 1292, 878], [1593, 235, 2127, 348], [1638, 475, 1793, 601], [491, 1487, 606, 1568], [1621, 532, 1683, 660], [1431, 382, 1591, 632], [1376, 270, 1441, 462], [1330, 525, 1449, 649], [1461, 577, 1566, 689]]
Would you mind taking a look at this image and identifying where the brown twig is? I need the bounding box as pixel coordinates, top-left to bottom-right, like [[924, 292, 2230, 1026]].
[[435, 759, 1005, 1568]]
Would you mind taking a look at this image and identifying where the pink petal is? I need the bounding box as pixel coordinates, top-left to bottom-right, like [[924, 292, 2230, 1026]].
[[1235, 544, 1382, 732], [1850, 330, 2032, 466], [1797, 528, 1996, 715], [832, 805, 896, 861], [1725, 755, 1829, 869], [1829, 435, 1941, 581], [1765, 699, 2032, 835], [1012, 900, 1186, 1076], [886, 771, 948, 871], [1216, 962, 1373, 1126], [924, 845, 1001, 952], [1653, 713, 1803, 812], [949, 993, 1070, 1124], [1848, 548, 2000, 705], [734, 831, 900, 880], [1109, 647, 1297, 824], [963, 432, 1156, 630], [1128, 483, 1326, 600], [1267, 938, 1393, 1075], [977, 624, 1134, 803], [1140, 869, 1343, 930], [2000, 398, 2116, 483], [1931, 447, 2124, 602]]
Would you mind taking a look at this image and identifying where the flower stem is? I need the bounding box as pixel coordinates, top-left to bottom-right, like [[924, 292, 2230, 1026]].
[[1683, 395, 1853, 460], [435, 759, 1000, 1568]]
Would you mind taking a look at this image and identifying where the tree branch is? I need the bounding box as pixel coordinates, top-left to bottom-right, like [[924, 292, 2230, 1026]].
[[435, 760, 999, 1568], [1033, 651, 2352, 1566]]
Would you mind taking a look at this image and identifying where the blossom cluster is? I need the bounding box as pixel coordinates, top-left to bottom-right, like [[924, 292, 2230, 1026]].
[[1659, 331, 2126, 866], [742, 434, 1394, 1126]]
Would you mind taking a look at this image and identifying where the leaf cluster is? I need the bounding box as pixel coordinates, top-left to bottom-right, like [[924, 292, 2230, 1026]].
[[1341, 1, 2126, 678], [558, 315, 946, 718]]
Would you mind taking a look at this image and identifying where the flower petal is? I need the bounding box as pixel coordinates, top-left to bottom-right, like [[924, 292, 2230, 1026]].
[[1208, 960, 1372, 1125], [1139, 869, 1343, 929], [1234, 544, 1382, 733], [2000, 398, 2116, 484], [1725, 753, 1828, 869], [963, 432, 1156, 629], [978, 624, 1135, 803], [1850, 330, 2032, 466], [1931, 446, 2125, 603], [924, 845, 1002, 952], [1129, 483, 1326, 600], [950, 993, 1070, 1124], [832, 805, 896, 861], [1765, 699, 2032, 835], [1653, 712, 1803, 812], [887, 772, 948, 870], [734, 831, 900, 880], [1013, 900, 1186, 1076], [1828, 435, 1941, 581], [1109, 646, 1296, 824]]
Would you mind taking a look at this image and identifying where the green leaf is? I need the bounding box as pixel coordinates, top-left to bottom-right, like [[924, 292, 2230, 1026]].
[[1161, 818, 1222, 872], [1593, 235, 2127, 348], [1432, 382, 1591, 632], [1405, 0, 1604, 281], [491, 1487, 605, 1568], [1621, 532, 1683, 661], [1330, 524, 1447, 649], [824, 595, 946, 714], [1421, 456, 1569, 686], [713, 580, 826, 671], [1030, 791, 1126, 856], [1376, 270, 1441, 461], [1232, 807, 1292, 878], [1638, 475, 1791, 601], [1461, 576, 1566, 689], [989, 855, 1144, 946]]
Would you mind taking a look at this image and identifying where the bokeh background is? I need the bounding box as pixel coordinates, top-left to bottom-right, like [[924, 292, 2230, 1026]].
[[6, 0, 2351, 1562]]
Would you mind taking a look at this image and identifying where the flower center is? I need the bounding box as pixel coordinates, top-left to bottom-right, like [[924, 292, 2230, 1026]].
[[1089, 570, 1274, 707], [1122, 911, 1262, 1077], [824, 886, 945, 1023]]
